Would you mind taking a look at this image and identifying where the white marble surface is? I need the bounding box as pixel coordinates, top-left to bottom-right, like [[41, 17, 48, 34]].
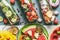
[[0, 24, 58, 34]]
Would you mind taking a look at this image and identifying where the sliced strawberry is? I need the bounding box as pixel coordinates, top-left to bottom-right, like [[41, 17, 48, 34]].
[[31, 11, 36, 16], [29, 16, 33, 21], [34, 16, 38, 19], [37, 34, 46, 40], [27, 12, 31, 17], [31, 7, 35, 11]]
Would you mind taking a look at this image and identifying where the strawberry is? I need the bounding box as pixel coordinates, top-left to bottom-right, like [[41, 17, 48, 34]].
[[54, 19, 58, 24], [35, 16, 38, 19], [33, 15, 38, 19], [29, 16, 33, 21], [31, 11, 36, 16], [10, 0, 15, 4], [3, 19, 8, 24], [27, 12, 31, 17]]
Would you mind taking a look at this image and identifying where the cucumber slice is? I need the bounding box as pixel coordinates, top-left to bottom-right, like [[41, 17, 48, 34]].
[[0, 2, 5, 7], [0, 16, 3, 22], [11, 17, 17, 23], [2, 7, 8, 13], [5, 10, 12, 17]]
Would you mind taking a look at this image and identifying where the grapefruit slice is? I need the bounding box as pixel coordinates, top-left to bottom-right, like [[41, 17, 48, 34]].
[[37, 34, 46, 40], [18, 23, 48, 40], [50, 33, 58, 40], [49, 25, 60, 40], [22, 25, 36, 39], [23, 28, 36, 39]]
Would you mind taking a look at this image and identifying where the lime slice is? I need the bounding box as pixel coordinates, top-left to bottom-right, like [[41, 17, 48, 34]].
[[5, 10, 12, 17], [0, 16, 3, 22], [52, 0, 56, 3], [2, 7, 8, 13]]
